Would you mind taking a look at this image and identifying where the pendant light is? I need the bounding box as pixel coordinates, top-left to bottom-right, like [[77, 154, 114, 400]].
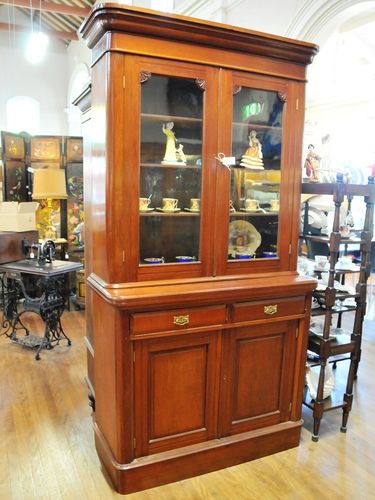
[[25, 0, 49, 64]]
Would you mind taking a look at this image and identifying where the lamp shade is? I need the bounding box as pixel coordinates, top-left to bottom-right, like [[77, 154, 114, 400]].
[[32, 169, 68, 200]]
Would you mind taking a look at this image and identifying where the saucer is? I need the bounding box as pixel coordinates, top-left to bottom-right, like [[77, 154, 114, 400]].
[[156, 208, 181, 213], [144, 257, 164, 264], [240, 208, 264, 213], [184, 208, 200, 213], [140, 207, 154, 213], [263, 252, 277, 258], [234, 253, 254, 259], [175, 255, 196, 262]]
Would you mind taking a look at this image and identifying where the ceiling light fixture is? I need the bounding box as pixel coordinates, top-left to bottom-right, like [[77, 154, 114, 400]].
[[25, 0, 49, 64]]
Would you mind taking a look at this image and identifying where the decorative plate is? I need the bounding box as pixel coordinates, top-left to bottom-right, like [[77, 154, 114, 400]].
[[228, 220, 261, 258]]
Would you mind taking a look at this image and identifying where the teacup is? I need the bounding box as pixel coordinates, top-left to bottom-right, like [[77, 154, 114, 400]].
[[245, 198, 260, 211], [339, 225, 350, 237], [315, 255, 328, 270], [338, 255, 353, 268], [139, 197, 151, 211], [190, 198, 200, 211], [270, 199, 280, 211], [162, 197, 178, 211]]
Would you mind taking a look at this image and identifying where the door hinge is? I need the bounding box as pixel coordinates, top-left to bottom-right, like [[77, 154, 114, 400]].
[[133, 351, 136, 363], [123, 75, 126, 88], [122, 250, 125, 263], [296, 328, 299, 338], [296, 98, 299, 110], [133, 437, 136, 448], [289, 402, 292, 412], [288, 243, 292, 255]]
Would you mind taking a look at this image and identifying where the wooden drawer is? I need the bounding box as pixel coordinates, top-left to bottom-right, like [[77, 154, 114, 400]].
[[131, 305, 227, 335], [232, 297, 305, 323]]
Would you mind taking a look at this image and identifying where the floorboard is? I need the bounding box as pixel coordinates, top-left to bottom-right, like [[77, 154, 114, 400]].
[[1, 288, 375, 499]]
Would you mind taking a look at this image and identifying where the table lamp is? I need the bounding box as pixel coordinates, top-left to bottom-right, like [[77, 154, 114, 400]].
[[31, 168, 68, 240]]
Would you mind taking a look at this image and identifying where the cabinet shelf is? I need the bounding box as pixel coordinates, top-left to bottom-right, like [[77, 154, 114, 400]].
[[140, 211, 200, 216], [301, 234, 364, 245], [140, 162, 200, 169], [141, 113, 202, 124], [313, 292, 359, 303], [311, 305, 357, 317], [232, 121, 282, 131], [303, 386, 349, 412], [229, 210, 278, 217]]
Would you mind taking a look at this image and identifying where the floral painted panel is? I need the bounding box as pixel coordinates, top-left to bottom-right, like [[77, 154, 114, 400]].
[[66, 163, 84, 247], [3, 160, 28, 201]]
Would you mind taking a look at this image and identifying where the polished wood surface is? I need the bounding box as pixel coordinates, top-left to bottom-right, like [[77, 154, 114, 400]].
[[78, 5, 318, 492], [81, 3, 318, 65], [0, 230, 38, 264], [1, 308, 375, 498]]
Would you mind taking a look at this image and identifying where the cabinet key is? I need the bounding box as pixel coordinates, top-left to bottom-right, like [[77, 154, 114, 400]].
[[173, 315, 190, 326], [264, 304, 278, 315]]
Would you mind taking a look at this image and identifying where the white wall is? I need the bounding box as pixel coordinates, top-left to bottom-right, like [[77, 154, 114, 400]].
[[0, 8, 69, 135]]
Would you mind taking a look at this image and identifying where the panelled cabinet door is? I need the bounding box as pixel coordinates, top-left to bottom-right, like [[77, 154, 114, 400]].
[[134, 332, 221, 457], [124, 56, 219, 282], [219, 320, 297, 436], [215, 71, 294, 276]]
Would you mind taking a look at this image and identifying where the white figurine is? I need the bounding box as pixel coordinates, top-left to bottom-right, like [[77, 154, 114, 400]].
[[162, 122, 186, 165]]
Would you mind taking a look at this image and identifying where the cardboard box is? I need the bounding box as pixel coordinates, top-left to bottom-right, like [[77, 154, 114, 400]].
[[0, 202, 39, 232]]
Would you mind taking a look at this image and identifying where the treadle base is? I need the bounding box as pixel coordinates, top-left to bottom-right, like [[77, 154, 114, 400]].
[[11, 334, 47, 349]]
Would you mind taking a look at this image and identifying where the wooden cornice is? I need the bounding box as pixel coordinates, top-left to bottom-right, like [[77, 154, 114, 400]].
[[80, 3, 318, 65], [0, 22, 78, 40], [0, 0, 90, 17]]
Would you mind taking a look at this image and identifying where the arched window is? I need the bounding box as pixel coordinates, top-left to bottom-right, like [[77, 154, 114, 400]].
[[6, 96, 40, 134]]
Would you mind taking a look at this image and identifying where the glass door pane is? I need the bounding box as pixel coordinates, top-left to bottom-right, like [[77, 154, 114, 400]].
[[140, 74, 203, 265], [228, 87, 284, 261]]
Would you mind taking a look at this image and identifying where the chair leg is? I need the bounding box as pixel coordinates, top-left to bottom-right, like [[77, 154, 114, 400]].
[[341, 352, 357, 432], [312, 360, 326, 441], [312, 402, 324, 441]]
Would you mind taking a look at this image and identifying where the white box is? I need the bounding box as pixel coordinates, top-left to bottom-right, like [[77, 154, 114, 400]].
[[0, 202, 39, 232]]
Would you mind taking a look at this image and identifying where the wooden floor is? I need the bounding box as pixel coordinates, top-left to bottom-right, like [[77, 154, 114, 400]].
[[1, 285, 375, 500]]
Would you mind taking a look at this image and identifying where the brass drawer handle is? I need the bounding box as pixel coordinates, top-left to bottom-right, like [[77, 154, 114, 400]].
[[264, 304, 278, 315], [173, 315, 190, 326]]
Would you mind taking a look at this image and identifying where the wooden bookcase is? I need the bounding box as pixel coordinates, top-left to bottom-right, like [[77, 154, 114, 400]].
[[78, 4, 317, 493]]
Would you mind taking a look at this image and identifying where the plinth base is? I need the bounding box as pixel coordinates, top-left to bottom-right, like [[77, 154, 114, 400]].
[[94, 420, 302, 494]]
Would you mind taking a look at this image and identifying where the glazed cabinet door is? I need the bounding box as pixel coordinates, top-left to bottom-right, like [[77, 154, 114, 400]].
[[134, 332, 221, 457], [219, 320, 297, 436], [123, 56, 218, 282], [215, 71, 298, 275]]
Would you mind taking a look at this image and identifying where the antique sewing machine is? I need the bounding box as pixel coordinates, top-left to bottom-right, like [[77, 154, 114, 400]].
[[22, 238, 56, 265]]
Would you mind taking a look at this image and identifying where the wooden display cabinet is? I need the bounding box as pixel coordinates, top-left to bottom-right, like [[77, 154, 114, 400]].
[[78, 4, 317, 494]]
